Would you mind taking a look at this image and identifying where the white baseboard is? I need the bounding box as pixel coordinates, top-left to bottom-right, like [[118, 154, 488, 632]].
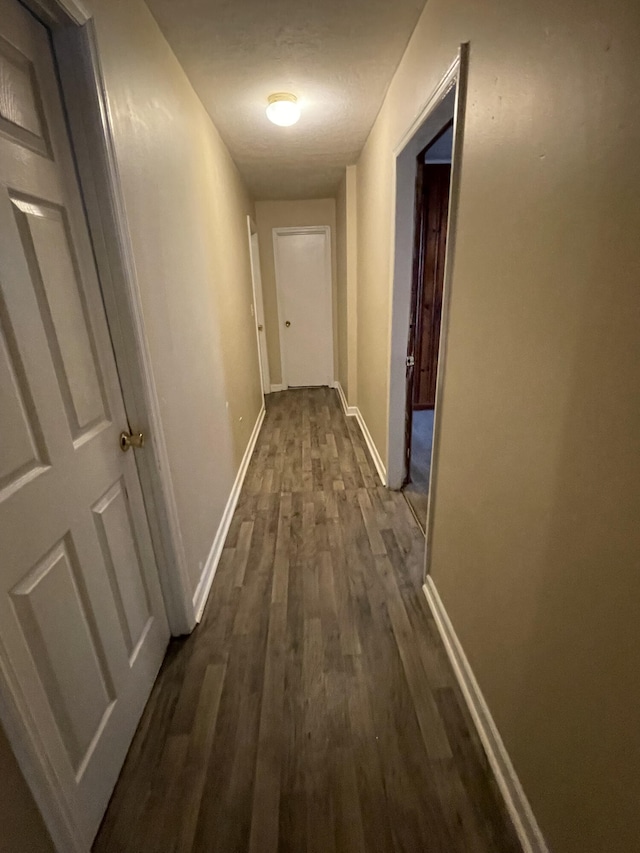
[[270, 383, 285, 393], [333, 382, 387, 486], [354, 408, 387, 486], [333, 381, 358, 417], [423, 576, 549, 853], [192, 405, 266, 621]]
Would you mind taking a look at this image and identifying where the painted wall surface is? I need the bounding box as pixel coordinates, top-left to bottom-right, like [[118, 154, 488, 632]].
[[87, 0, 263, 596], [335, 169, 359, 405], [344, 167, 359, 407], [335, 175, 349, 396], [354, 0, 640, 851], [255, 199, 338, 387], [0, 722, 54, 852]]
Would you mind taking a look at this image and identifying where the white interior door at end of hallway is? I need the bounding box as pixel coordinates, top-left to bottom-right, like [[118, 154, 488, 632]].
[[0, 0, 169, 847], [247, 223, 270, 394], [273, 226, 334, 388]]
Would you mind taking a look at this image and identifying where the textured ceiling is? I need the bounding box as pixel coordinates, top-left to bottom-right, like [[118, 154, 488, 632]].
[[145, 0, 427, 199]]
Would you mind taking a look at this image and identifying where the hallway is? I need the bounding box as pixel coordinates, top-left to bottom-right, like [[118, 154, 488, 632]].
[[94, 388, 519, 852]]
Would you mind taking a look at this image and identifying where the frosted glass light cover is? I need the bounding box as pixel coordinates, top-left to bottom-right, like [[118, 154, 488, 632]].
[[266, 94, 301, 126]]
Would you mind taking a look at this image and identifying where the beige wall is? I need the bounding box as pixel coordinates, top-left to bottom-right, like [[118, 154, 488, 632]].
[[0, 723, 54, 852], [345, 167, 359, 407], [335, 176, 349, 395], [354, 0, 640, 850], [88, 0, 263, 596], [255, 199, 338, 387], [335, 168, 359, 404]]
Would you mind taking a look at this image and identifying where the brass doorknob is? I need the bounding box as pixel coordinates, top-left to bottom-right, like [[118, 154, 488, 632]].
[[285, 320, 291, 327], [120, 431, 145, 452], [258, 324, 263, 331]]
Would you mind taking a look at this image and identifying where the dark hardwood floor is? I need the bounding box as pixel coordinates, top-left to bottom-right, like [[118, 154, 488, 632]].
[[94, 387, 520, 853]]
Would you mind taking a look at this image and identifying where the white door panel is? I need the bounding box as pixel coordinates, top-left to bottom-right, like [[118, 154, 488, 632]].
[[273, 227, 333, 388], [0, 0, 169, 845]]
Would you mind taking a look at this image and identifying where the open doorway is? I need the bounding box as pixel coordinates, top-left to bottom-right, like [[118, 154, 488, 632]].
[[403, 124, 453, 525], [386, 45, 468, 560]]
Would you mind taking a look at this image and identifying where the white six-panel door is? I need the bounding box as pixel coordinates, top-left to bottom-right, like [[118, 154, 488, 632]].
[[273, 226, 334, 388], [0, 0, 169, 845]]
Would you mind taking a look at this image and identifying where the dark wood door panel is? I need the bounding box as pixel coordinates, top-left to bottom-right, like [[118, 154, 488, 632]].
[[413, 163, 451, 409]]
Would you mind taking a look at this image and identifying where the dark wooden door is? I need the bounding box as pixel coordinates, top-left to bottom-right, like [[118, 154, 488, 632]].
[[404, 150, 452, 485], [413, 163, 451, 409]]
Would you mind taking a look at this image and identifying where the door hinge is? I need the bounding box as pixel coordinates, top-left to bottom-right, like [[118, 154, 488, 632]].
[[406, 355, 415, 368]]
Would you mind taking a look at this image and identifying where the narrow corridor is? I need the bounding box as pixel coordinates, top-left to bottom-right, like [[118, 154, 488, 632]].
[[94, 388, 519, 852]]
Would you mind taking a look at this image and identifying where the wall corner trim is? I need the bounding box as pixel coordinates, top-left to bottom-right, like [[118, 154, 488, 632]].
[[333, 381, 358, 417], [192, 404, 266, 622], [423, 576, 549, 853], [355, 408, 387, 486], [334, 383, 387, 486]]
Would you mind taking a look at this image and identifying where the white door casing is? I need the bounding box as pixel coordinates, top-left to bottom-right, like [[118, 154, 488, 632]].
[[247, 217, 270, 395], [0, 1, 169, 847], [273, 226, 334, 388], [52, 18, 195, 638], [387, 46, 468, 589]]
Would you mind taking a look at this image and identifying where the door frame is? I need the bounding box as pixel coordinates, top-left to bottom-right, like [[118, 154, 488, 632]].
[[38, 4, 194, 636], [386, 44, 469, 582], [246, 216, 270, 396], [0, 1, 194, 850], [272, 225, 334, 389]]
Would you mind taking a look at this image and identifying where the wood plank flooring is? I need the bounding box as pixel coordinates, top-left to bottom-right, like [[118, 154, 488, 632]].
[[94, 387, 520, 853]]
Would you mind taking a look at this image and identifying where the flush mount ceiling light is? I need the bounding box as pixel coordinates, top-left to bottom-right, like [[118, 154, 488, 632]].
[[266, 93, 301, 127]]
